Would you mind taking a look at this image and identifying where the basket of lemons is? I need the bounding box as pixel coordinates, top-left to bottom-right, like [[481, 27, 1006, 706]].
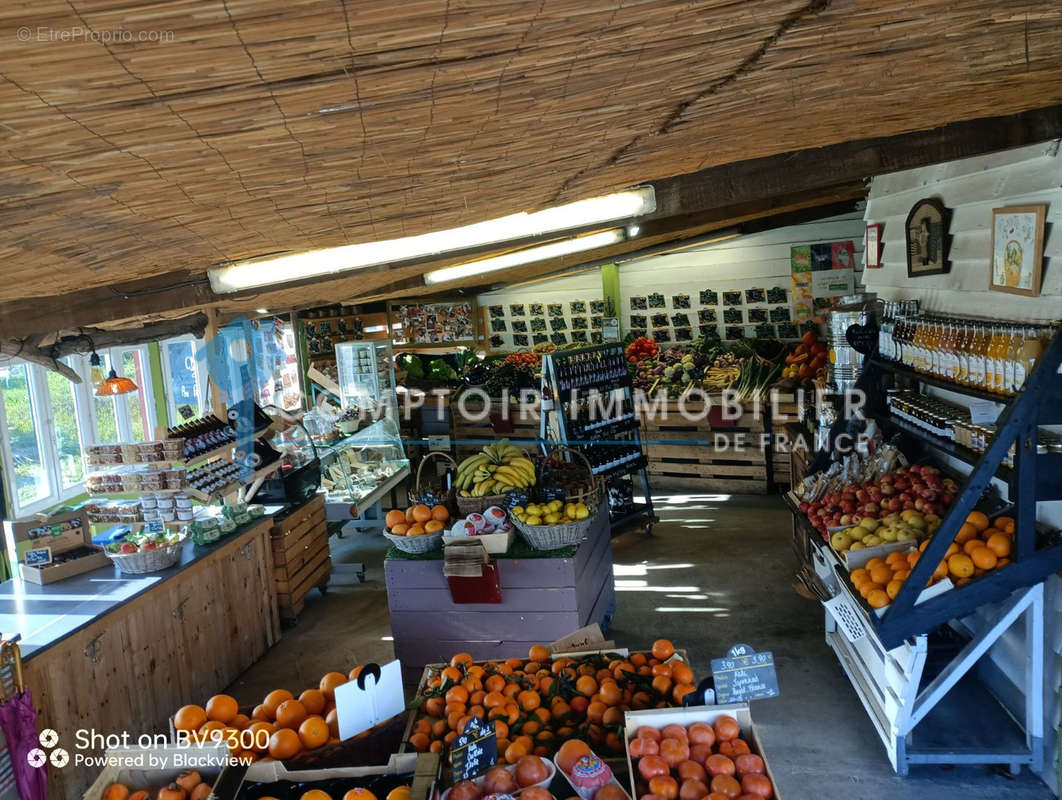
[[510, 446, 599, 549]]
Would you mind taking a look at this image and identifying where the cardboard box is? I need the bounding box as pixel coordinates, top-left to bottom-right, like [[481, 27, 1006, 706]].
[[442, 529, 514, 554], [623, 704, 782, 800], [244, 752, 429, 800], [4, 508, 112, 584]]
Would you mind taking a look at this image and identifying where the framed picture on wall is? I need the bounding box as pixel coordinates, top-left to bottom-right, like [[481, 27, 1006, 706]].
[[989, 205, 1046, 297], [905, 198, 951, 277]]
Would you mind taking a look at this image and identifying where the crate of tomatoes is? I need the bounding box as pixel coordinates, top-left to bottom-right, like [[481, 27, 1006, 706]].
[[624, 705, 778, 800]]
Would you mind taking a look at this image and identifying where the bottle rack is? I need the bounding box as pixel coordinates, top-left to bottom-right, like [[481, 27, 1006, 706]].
[[539, 343, 656, 534]]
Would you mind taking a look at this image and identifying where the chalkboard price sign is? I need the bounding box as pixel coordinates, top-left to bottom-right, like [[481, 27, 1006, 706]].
[[845, 323, 879, 356], [710, 644, 779, 704], [24, 547, 52, 566], [450, 717, 498, 780]]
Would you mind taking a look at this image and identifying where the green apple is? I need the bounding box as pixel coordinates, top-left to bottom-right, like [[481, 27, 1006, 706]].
[[862, 535, 883, 547], [859, 518, 881, 532], [849, 542, 865, 551], [878, 527, 898, 542], [831, 531, 854, 551]]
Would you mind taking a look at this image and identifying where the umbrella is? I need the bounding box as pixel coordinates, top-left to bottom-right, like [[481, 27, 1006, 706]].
[[0, 639, 47, 800]]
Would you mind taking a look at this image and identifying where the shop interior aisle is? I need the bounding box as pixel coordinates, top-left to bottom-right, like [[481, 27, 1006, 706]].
[[225, 493, 1053, 800]]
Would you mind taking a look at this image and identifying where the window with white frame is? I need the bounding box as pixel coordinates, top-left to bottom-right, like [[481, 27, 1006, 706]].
[[0, 347, 157, 517]]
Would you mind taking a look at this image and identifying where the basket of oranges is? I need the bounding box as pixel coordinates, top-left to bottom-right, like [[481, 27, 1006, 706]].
[[383, 503, 450, 553]]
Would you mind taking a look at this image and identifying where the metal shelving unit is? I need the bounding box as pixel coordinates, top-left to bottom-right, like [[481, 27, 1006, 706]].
[[539, 343, 656, 534]]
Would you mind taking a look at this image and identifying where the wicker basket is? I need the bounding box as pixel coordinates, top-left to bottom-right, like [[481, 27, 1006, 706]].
[[456, 492, 510, 516], [409, 451, 458, 516], [383, 530, 444, 554], [105, 539, 185, 574], [512, 445, 601, 550]]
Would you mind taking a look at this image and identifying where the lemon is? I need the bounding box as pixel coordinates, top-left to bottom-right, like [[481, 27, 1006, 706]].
[[511, 506, 525, 516], [526, 515, 543, 526], [574, 504, 589, 520], [525, 504, 540, 516], [544, 512, 561, 524], [564, 503, 577, 517], [548, 500, 563, 512]]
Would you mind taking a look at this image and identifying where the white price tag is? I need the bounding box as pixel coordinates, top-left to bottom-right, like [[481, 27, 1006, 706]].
[[968, 399, 1002, 425]]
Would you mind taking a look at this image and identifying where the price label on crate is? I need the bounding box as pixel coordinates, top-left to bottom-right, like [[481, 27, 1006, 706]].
[[24, 547, 52, 566], [710, 644, 779, 704], [450, 716, 497, 780]]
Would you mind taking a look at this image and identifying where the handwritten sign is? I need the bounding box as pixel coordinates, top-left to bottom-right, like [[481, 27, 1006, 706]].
[[24, 547, 52, 566], [968, 398, 1003, 425], [710, 644, 779, 704], [845, 323, 878, 356], [450, 717, 497, 780]]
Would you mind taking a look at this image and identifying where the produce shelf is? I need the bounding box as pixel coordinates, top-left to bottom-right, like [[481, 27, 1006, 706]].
[[883, 415, 1014, 481]]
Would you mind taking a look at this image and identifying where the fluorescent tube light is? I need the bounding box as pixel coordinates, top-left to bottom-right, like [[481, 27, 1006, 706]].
[[207, 187, 654, 294], [424, 229, 625, 285]]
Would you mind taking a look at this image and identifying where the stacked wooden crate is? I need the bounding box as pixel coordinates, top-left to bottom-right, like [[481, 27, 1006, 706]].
[[638, 398, 768, 493], [768, 392, 801, 486], [270, 494, 331, 624], [450, 396, 542, 458]]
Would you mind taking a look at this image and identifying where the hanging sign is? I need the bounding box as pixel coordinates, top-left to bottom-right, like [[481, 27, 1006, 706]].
[[334, 661, 405, 741], [450, 716, 498, 780], [710, 644, 779, 704], [24, 547, 52, 566], [845, 323, 879, 355]]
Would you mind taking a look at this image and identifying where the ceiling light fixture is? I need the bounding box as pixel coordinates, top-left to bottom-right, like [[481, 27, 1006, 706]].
[[207, 187, 655, 294], [95, 369, 138, 396], [424, 229, 625, 286], [255, 308, 270, 315]]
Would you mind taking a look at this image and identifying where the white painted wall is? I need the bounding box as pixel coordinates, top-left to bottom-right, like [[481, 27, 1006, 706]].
[[477, 210, 867, 349], [864, 141, 1062, 793], [618, 211, 865, 342]]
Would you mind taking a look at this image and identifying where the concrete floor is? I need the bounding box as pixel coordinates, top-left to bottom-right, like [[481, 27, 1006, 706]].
[[228, 492, 1054, 800]]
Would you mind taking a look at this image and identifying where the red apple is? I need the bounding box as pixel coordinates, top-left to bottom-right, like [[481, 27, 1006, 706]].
[[840, 514, 853, 526]]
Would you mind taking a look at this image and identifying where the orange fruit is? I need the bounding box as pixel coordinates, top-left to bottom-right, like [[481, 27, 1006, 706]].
[[246, 721, 275, 751], [517, 690, 541, 711], [528, 644, 550, 662], [849, 568, 869, 588], [948, 553, 974, 579], [450, 652, 474, 668], [885, 579, 904, 600], [651, 639, 675, 661], [263, 689, 294, 717], [299, 715, 330, 750], [932, 560, 948, 581], [204, 695, 239, 726], [954, 523, 978, 544], [963, 539, 985, 555], [864, 557, 886, 572], [966, 511, 990, 532], [995, 516, 1016, 535], [868, 565, 893, 585], [504, 741, 529, 764], [407, 524, 426, 536], [945, 543, 960, 557], [319, 672, 348, 699], [390, 523, 410, 536], [411, 504, 432, 523], [299, 689, 327, 716], [859, 582, 883, 599], [431, 506, 450, 522], [275, 699, 308, 730], [231, 714, 251, 730], [299, 791, 332, 800], [986, 533, 1011, 558], [865, 589, 889, 609], [405, 507, 416, 523], [103, 785, 130, 800], [251, 704, 271, 721], [268, 728, 302, 760], [343, 791, 378, 800], [174, 705, 207, 732], [424, 520, 445, 533], [325, 708, 340, 739], [970, 547, 998, 570], [385, 509, 407, 529]]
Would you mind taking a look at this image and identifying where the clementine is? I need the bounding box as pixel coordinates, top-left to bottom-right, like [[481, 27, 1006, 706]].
[[299, 715, 330, 750], [411, 504, 432, 523], [431, 506, 450, 522], [268, 728, 302, 760], [385, 510, 407, 529], [262, 689, 294, 717], [275, 699, 308, 730], [319, 672, 348, 698], [174, 705, 207, 732]]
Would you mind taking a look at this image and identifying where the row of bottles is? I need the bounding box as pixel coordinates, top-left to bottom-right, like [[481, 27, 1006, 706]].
[[879, 303, 1053, 395], [554, 346, 627, 392]]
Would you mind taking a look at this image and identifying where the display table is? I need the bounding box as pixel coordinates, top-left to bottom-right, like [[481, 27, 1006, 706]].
[[384, 506, 615, 681], [0, 516, 280, 799]]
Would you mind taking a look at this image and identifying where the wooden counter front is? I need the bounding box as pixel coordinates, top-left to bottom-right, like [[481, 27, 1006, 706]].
[[2, 518, 280, 799]]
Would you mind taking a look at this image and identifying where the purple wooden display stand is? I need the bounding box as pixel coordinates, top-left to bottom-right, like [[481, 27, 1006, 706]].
[[385, 506, 615, 681]]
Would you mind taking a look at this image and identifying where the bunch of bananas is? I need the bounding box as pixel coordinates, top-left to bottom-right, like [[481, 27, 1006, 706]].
[[456, 441, 537, 497]]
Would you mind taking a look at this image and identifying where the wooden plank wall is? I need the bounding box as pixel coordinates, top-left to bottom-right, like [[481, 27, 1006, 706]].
[[862, 141, 1062, 793]]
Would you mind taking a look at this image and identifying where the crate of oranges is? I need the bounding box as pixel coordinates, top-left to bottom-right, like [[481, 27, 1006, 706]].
[[170, 666, 405, 771], [401, 640, 696, 763], [847, 510, 1015, 612]]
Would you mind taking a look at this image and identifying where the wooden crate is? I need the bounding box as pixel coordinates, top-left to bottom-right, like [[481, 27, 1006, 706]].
[[450, 397, 542, 458], [638, 399, 768, 493], [767, 392, 801, 486], [384, 506, 614, 682], [270, 494, 331, 623]]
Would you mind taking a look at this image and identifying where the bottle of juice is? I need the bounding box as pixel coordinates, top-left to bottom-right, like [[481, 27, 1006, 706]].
[[1003, 327, 1023, 395], [1014, 326, 1044, 391], [956, 323, 971, 385], [926, 320, 939, 375], [986, 325, 1006, 393], [915, 317, 928, 372], [968, 324, 987, 388]]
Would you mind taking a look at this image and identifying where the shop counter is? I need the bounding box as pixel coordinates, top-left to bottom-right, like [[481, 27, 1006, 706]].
[[0, 514, 282, 799], [384, 506, 615, 681]]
